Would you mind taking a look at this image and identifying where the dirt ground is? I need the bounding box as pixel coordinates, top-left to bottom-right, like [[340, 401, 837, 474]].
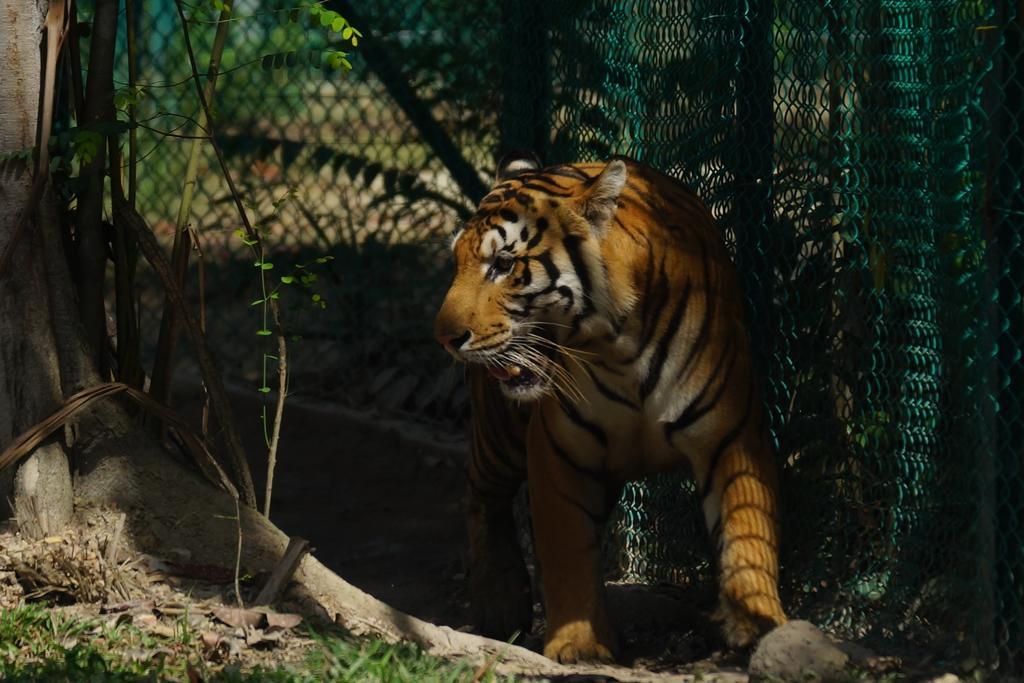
[[175, 383, 472, 630], [0, 381, 919, 680], [173, 382, 749, 676]]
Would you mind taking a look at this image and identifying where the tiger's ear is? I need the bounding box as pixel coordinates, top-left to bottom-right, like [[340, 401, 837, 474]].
[[578, 159, 627, 236], [495, 150, 542, 182]]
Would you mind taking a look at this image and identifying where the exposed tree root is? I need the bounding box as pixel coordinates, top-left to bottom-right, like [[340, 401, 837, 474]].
[[69, 403, 735, 682]]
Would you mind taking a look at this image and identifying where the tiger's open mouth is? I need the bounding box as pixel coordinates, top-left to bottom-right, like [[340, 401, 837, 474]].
[[483, 329, 559, 400]]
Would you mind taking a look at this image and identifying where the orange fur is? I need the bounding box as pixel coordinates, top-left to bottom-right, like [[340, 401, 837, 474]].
[[435, 156, 786, 663]]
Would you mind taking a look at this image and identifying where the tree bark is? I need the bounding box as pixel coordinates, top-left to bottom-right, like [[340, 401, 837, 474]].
[[74, 0, 118, 371], [0, 0, 73, 537]]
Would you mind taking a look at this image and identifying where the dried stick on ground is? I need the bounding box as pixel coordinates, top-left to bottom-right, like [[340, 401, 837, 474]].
[[254, 537, 309, 606]]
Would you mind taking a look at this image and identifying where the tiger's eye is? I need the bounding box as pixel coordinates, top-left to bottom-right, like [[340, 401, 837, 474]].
[[494, 254, 515, 274]]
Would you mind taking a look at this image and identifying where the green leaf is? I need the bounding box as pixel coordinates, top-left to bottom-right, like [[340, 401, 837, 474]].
[[261, 54, 274, 71], [256, 329, 272, 336], [331, 16, 345, 32], [250, 298, 264, 306], [258, 386, 271, 393], [325, 50, 350, 70], [71, 130, 103, 165], [281, 275, 295, 284], [260, 262, 274, 270]]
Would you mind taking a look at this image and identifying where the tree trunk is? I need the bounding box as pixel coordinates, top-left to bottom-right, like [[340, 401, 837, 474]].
[[0, 0, 73, 538]]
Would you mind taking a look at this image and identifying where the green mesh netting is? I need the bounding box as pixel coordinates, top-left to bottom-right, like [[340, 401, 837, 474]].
[[123, 0, 1023, 674], [503, 0, 1020, 673]]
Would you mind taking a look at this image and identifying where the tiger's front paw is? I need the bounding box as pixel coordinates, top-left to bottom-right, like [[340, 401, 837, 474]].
[[543, 620, 616, 664]]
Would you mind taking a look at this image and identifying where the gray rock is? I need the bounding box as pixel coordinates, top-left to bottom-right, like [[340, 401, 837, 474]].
[[749, 620, 850, 682]]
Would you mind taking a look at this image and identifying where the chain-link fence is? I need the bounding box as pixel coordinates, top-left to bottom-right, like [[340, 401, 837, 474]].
[[129, 0, 497, 430], [125, 0, 1023, 676]]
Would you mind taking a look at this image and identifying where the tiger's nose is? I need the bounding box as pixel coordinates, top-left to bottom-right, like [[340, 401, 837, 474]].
[[435, 330, 471, 351]]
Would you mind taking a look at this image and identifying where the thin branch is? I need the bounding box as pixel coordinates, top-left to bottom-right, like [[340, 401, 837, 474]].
[[263, 334, 287, 518], [233, 495, 244, 607], [179, 0, 331, 23], [115, 198, 258, 507], [190, 225, 212, 441], [136, 110, 210, 129], [109, 137, 143, 389], [67, 0, 84, 117], [116, 118, 197, 171], [125, 0, 139, 206], [174, 0, 288, 518], [80, 57, 263, 90], [133, 123, 211, 139], [0, 382, 237, 499], [173, 0, 265, 259], [149, 0, 233, 416]]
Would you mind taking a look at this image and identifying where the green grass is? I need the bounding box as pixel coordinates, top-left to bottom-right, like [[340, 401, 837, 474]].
[[0, 604, 512, 682]]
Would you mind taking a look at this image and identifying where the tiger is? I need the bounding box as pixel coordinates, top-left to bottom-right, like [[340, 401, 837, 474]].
[[433, 152, 786, 663]]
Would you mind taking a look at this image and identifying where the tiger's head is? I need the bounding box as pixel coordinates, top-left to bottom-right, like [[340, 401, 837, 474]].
[[434, 152, 628, 401]]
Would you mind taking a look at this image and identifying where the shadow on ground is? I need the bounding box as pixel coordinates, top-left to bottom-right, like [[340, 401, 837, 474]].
[[174, 383, 742, 673]]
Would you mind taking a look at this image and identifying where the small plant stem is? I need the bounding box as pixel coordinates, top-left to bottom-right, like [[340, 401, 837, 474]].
[[233, 495, 244, 608], [190, 226, 212, 441], [175, 0, 286, 516], [149, 1, 232, 412], [125, 0, 138, 207], [67, 0, 85, 118], [263, 334, 286, 518], [109, 139, 143, 389]]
